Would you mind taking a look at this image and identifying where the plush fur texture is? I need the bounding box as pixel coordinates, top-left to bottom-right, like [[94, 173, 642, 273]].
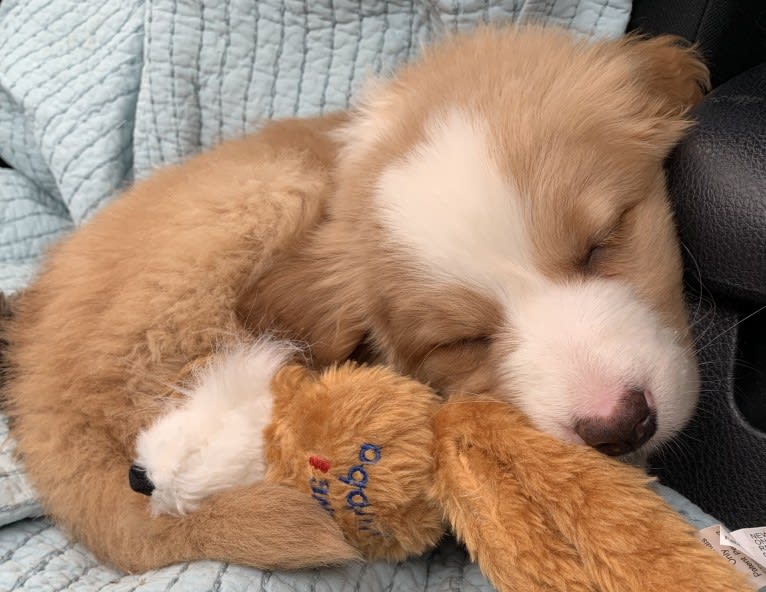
[[2, 25, 719, 581], [265, 363, 444, 561], [4, 115, 359, 572], [136, 338, 299, 516], [319, 28, 709, 450], [263, 363, 749, 590], [433, 398, 751, 591]]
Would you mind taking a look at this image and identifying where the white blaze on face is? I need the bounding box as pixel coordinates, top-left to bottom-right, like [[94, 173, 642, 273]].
[[374, 109, 537, 298], [371, 107, 698, 449]]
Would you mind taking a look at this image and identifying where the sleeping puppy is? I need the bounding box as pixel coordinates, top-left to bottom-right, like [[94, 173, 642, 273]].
[[4, 26, 708, 572]]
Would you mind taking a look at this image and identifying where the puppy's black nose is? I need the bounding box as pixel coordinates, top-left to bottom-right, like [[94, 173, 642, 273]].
[[575, 388, 657, 457], [128, 464, 155, 496]]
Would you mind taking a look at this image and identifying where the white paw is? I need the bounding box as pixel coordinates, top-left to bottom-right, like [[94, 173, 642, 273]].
[[132, 339, 296, 515]]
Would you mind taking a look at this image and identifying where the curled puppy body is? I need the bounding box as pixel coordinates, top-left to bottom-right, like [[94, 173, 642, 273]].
[[4, 115, 363, 571], [4, 27, 708, 572]]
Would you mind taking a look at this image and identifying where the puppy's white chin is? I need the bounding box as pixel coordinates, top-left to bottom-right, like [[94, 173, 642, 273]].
[[497, 278, 699, 452]]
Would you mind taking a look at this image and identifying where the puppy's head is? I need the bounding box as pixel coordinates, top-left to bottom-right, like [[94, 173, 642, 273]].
[[335, 27, 709, 458]]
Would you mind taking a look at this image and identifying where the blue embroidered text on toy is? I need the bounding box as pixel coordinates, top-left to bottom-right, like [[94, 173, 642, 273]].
[[309, 477, 334, 515], [306, 444, 384, 533], [338, 443, 383, 536], [339, 443, 381, 506], [359, 443, 382, 464]]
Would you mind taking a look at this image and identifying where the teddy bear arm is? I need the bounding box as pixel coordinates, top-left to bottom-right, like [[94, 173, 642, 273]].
[[433, 399, 752, 592]]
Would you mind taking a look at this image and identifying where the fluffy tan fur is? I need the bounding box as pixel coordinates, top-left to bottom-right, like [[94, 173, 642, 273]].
[[263, 363, 749, 590], [433, 398, 751, 591], [266, 363, 444, 560], [238, 28, 711, 398], [2, 25, 732, 588], [4, 115, 359, 572]]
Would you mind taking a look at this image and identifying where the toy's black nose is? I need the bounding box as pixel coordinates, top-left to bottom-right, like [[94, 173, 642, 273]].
[[129, 464, 155, 496], [574, 388, 657, 457]]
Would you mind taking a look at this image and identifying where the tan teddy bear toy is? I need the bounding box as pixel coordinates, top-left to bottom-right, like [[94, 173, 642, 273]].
[[264, 361, 751, 592]]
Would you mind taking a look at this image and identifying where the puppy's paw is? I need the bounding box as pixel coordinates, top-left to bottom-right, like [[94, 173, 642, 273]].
[[132, 339, 296, 515]]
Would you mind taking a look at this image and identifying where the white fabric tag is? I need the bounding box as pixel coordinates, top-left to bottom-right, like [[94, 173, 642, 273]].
[[721, 526, 766, 567], [697, 524, 766, 590]]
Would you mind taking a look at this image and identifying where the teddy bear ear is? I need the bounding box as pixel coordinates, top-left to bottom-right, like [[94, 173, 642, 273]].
[[272, 364, 317, 400]]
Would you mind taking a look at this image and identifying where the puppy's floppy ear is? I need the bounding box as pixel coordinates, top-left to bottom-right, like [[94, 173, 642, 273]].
[[622, 35, 710, 160], [627, 34, 710, 112], [621, 35, 710, 155]]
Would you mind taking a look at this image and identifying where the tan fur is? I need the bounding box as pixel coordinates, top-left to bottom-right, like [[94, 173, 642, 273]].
[[433, 398, 751, 591], [4, 115, 358, 571], [322, 26, 710, 387], [266, 363, 444, 560], [262, 364, 749, 591], [234, 28, 710, 396], [3, 25, 721, 582]]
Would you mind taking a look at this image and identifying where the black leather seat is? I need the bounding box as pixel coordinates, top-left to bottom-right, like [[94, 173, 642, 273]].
[[630, 1, 766, 529], [670, 64, 766, 303]]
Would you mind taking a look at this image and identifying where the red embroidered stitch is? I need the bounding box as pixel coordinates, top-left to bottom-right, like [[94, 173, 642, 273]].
[[309, 456, 331, 473]]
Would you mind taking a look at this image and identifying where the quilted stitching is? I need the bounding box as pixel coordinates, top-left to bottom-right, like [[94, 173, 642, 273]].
[[0, 416, 42, 528], [132, 0, 631, 178], [0, 485, 719, 592]]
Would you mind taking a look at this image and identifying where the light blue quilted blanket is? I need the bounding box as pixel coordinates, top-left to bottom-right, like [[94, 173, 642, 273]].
[[0, 0, 632, 293], [0, 485, 721, 592], [0, 1, 642, 590]]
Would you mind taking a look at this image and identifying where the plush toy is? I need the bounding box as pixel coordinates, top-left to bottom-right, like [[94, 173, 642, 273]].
[[264, 361, 752, 592]]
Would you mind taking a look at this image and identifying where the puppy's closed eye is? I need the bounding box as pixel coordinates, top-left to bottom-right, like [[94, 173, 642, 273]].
[[421, 335, 492, 366], [438, 335, 492, 349], [583, 231, 620, 270], [580, 207, 635, 273], [416, 335, 494, 395]]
